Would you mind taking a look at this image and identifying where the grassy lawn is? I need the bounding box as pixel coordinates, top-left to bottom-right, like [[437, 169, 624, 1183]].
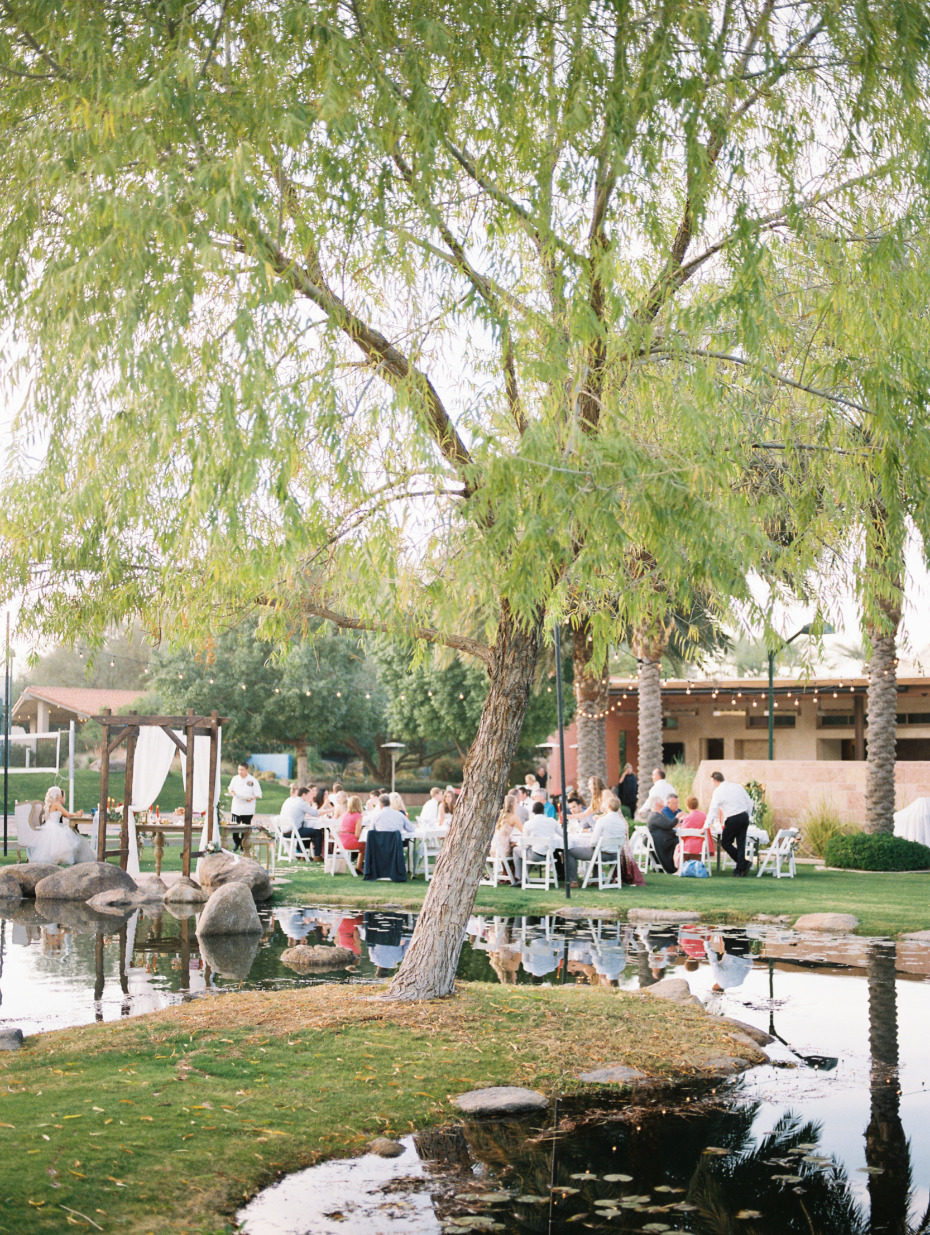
[[0, 983, 750, 1235]]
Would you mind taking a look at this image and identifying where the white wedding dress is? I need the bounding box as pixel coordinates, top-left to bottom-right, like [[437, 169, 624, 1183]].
[[28, 810, 96, 866]]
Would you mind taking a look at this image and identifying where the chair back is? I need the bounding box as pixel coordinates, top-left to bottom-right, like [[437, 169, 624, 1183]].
[[363, 830, 407, 882], [15, 801, 45, 843]]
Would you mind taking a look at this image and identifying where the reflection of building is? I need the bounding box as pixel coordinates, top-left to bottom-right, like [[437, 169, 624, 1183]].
[[549, 674, 930, 824]]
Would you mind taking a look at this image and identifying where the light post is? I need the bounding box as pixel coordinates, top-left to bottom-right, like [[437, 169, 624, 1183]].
[[767, 623, 832, 759], [380, 742, 406, 794], [553, 625, 570, 902]]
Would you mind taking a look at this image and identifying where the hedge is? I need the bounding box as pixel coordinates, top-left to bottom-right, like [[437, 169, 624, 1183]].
[[824, 831, 930, 871]]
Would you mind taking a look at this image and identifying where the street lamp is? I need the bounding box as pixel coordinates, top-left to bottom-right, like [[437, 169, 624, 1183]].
[[380, 742, 406, 794], [767, 623, 833, 759]]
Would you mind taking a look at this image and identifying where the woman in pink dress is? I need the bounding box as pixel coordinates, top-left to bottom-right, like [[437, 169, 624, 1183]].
[[339, 794, 366, 870], [674, 795, 714, 868]]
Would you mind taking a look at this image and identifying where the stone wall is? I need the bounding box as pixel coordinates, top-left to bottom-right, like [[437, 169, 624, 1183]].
[[693, 759, 930, 829]]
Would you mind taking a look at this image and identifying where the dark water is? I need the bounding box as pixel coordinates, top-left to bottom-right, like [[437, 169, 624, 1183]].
[[2, 903, 929, 1232]]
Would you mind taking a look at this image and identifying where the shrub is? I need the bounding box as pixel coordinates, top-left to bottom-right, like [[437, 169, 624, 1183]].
[[824, 831, 930, 871], [668, 760, 697, 801], [799, 799, 860, 857]]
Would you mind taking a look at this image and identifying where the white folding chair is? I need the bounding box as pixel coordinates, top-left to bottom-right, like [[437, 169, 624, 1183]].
[[580, 838, 621, 890], [756, 827, 799, 878], [630, 826, 664, 874], [272, 816, 311, 863], [323, 826, 361, 877], [676, 829, 712, 876], [416, 828, 445, 881], [481, 851, 516, 886], [520, 842, 559, 890]]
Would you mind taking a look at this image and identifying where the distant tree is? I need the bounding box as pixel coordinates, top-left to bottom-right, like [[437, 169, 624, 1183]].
[[150, 622, 387, 775], [25, 625, 150, 692]]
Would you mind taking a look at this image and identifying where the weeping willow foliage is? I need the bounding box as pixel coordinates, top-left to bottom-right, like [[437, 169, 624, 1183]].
[[1, 0, 929, 660]]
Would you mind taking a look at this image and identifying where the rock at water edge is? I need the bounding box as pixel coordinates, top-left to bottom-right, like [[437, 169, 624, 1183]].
[[197, 852, 273, 902], [280, 944, 357, 970], [368, 1138, 405, 1158], [452, 1087, 549, 1116], [0, 863, 60, 896], [196, 883, 263, 936], [164, 877, 210, 905], [794, 913, 859, 933], [34, 862, 137, 902], [0, 1029, 24, 1051]]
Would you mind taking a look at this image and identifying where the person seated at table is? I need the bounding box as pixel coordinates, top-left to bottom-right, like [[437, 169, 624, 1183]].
[[565, 795, 590, 832], [280, 785, 314, 834], [418, 787, 443, 825], [389, 791, 408, 816], [293, 787, 326, 860], [575, 775, 608, 824], [519, 803, 564, 880], [647, 792, 683, 873], [531, 787, 557, 818], [338, 794, 366, 869], [330, 789, 348, 819], [372, 793, 416, 836], [489, 795, 522, 879], [364, 789, 382, 814], [437, 787, 456, 826], [566, 795, 629, 886], [674, 795, 714, 870]]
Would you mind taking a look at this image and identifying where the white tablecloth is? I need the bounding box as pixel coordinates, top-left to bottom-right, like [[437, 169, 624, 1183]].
[[894, 797, 930, 846]]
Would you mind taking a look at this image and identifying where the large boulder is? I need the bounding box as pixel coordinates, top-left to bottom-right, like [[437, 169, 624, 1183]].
[[0, 872, 23, 900], [452, 1087, 549, 1116], [34, 862, 137, 903], [163, 876, 210, 905], [0, 863, 60, 896], [794, 912, 859, 933], [87, 875, 169, 913], [196, 883, 263, 936], [280, 944, 357, 972], [197, 852, 273, 902], [643, 977, 698, 1005]]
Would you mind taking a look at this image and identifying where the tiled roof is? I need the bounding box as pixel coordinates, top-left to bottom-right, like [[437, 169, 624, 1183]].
[[14, 686, 146, 719]]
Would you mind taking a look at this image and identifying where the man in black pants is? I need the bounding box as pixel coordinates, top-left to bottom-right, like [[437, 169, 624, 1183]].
[[705, 770, 754, 875]]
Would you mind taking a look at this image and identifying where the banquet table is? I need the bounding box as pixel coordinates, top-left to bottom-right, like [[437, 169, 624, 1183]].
[[893, 797, 930, 846], [135, 820, 270, 875]]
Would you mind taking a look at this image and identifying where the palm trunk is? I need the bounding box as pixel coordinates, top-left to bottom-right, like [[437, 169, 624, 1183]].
[[634, 622, 667, 809], [865, 621, 900, 834], [386, 604, 542, 1000], [572, 619, 609, 791]]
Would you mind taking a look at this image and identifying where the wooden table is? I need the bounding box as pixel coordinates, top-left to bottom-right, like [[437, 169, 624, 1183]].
[[136, 821, 268, 875]]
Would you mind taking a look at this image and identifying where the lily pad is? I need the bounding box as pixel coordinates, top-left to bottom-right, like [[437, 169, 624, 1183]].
[[552, 1186, 580, 1196], [602, 1173, 633, 1183], [515, 1195, 548, 1204], [570, 1173, 599, 1181], [473, 1194, 512, 1204]]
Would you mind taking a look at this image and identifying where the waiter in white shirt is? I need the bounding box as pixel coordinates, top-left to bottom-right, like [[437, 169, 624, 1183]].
[[636, 767, 677, 819], [705, 771, 753, 876], [228, 763, 262, 851]]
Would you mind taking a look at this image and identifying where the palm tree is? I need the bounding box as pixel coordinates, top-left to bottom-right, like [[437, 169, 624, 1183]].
[[863, 503, 904, 835]]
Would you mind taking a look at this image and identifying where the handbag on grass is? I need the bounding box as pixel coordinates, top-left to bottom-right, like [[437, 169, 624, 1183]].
[[679, 859, 709, 878]]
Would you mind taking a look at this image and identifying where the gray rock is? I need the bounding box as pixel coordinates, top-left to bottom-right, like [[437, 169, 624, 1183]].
[[280, 944, 357, 971], [794, 912, 859, 933], [452, 1087, 549, 1116], [0, 1029, 24, 1051], [0, 863, 60, 896], [577, 1064, 649, 1085], [0, 873, 23, 900], [690, 1053, 756, 1078], [719, 1017, 775, 1047], [197, 852, 273, 902], [87, 875, 169, 912], [195, 883, 263, 936], [643, 977, 695, 1004], [368, 1138, 405, 1158], [903, 930, 930, 942], [163, 876, 210, 905], [34, 862, 137, 902], [198, 931, 261, 979], [134, 874, 169, 900], [627, 908, 699, 924]]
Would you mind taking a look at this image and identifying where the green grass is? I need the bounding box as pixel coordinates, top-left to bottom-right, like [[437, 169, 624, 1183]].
[[267, 860, 930, 937], [0, 982, 742, 1235]]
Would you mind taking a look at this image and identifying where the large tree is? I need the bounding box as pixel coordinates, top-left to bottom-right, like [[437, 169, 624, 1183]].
[[2, 2, 930, 999]]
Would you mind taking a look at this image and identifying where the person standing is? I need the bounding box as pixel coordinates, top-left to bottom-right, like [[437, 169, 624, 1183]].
[[228, 763, 262, 851], [705, 771, 754, 876], [616, 763, 638, 817], [636, 767, 676, 819]]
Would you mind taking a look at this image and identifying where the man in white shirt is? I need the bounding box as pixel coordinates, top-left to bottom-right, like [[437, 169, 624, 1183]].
[[567, 795, 628, 885], [418, 787, 442, 826], [636, 767, 677, 819], [373, 794, 416, 836], [705, 771, 754, 876], [513, 786, 530, 824], [228, 763, 262, 851]]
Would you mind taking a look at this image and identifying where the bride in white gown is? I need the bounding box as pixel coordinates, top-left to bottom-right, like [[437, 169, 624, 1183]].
[[28, 786, 96, 866]]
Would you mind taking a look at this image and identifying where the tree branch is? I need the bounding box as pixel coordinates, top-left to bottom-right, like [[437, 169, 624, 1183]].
[[295, 601, 493, 666]]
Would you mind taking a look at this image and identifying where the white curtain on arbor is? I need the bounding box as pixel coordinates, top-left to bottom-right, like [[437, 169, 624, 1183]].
[[127, 726, 179, 879], [178, 729, 223, 854]]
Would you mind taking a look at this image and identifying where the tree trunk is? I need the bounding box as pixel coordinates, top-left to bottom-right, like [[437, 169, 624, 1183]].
[[386, 604, 542, 1000], [866, 941, 909, 1235], [865, 613, 901, 835], [294, 738, 308, 784], [342, 736, 382, 781], [633, 622, 667, 809], [572, 619, 609, 792]]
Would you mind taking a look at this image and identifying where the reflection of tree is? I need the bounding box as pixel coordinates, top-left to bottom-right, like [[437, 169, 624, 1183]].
[[687, 1112, 865, 1235], [865, 941, 913, 1235]]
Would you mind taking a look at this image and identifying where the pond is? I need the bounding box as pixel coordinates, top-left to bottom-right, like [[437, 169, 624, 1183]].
[[1, 902, 928, 1232]]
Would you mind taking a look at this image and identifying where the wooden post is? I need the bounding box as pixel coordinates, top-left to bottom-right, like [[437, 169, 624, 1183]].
[[120, 720, 138, 872], [182, 711, 196, 877], [206, 712, 219, 845], [854, 692, 866, 761], [98, 712, 111, 862]]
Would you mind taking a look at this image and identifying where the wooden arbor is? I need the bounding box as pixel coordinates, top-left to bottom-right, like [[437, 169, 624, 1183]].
[[93, 709, 226, 877]]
